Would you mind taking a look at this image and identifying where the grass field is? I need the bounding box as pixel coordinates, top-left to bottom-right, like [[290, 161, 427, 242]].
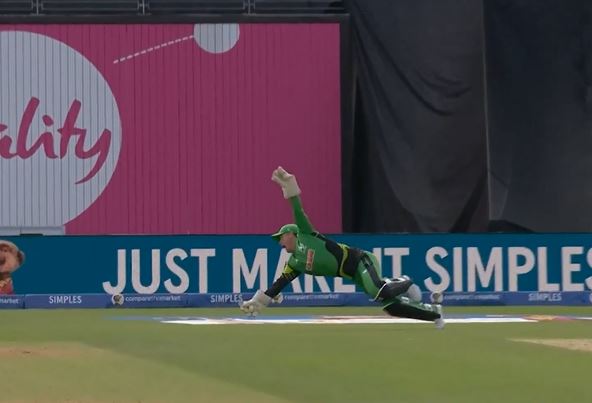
[[1, 306, 591, 403]]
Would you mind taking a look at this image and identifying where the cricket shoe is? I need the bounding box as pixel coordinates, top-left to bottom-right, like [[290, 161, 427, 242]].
[[430, 291, 443, 304], [433, 299, 445, 330]]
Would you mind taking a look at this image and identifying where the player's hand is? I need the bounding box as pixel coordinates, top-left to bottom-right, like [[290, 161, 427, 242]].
[[239, 290, 272, 317], [239, 299, 263, 317], [271, 166, 301, 199], [271, 293, 284, 304]]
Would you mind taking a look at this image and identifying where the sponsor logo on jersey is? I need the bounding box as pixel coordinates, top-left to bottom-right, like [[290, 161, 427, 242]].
[[305, 249, 315, 271]]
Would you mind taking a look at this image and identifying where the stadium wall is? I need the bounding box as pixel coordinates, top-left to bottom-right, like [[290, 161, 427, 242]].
[[1, 233, 591, 308], [0, 23, 342, 235]]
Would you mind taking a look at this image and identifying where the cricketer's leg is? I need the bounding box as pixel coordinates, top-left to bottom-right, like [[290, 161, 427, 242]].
[[352, 255, 445, 329], [352, 253, 385, 298], [383, 298, 445, 329], [353, 253, 416, 301], [383, 298, 440, 320]]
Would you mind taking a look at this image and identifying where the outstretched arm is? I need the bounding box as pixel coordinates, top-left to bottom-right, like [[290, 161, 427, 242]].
[[264, 267, 301, 298], [288, 196, 315, 234], [239, 266, 301, 317]]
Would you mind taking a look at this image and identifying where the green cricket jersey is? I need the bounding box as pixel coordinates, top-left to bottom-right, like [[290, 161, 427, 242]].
[[265, 196, 361, 298], [263, 194, 441, 322]]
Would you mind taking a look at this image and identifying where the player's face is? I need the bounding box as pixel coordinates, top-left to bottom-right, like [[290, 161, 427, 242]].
[[0, 245, 18, 273], [279, 232, 297, 253]]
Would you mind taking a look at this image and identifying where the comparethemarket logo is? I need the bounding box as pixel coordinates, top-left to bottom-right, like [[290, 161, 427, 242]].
[[0, 31, 121, 227]]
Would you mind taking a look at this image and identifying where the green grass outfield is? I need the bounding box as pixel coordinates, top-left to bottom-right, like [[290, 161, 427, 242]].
[[0, 306, 591, 403]]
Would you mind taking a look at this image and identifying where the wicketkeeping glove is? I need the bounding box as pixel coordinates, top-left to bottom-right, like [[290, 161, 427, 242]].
[[271, 166, 301, 199], [239, 290, 272, 317]]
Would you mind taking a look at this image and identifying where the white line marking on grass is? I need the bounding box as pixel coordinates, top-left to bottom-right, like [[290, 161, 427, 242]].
[[161, 317, 538, 326]]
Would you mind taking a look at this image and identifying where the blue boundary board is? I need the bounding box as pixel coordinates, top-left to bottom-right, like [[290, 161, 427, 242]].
[[1, 291, 591, 309]]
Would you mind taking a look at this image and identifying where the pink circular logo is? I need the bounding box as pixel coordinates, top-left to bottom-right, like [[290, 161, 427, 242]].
[[0, 31, 121, 230]]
